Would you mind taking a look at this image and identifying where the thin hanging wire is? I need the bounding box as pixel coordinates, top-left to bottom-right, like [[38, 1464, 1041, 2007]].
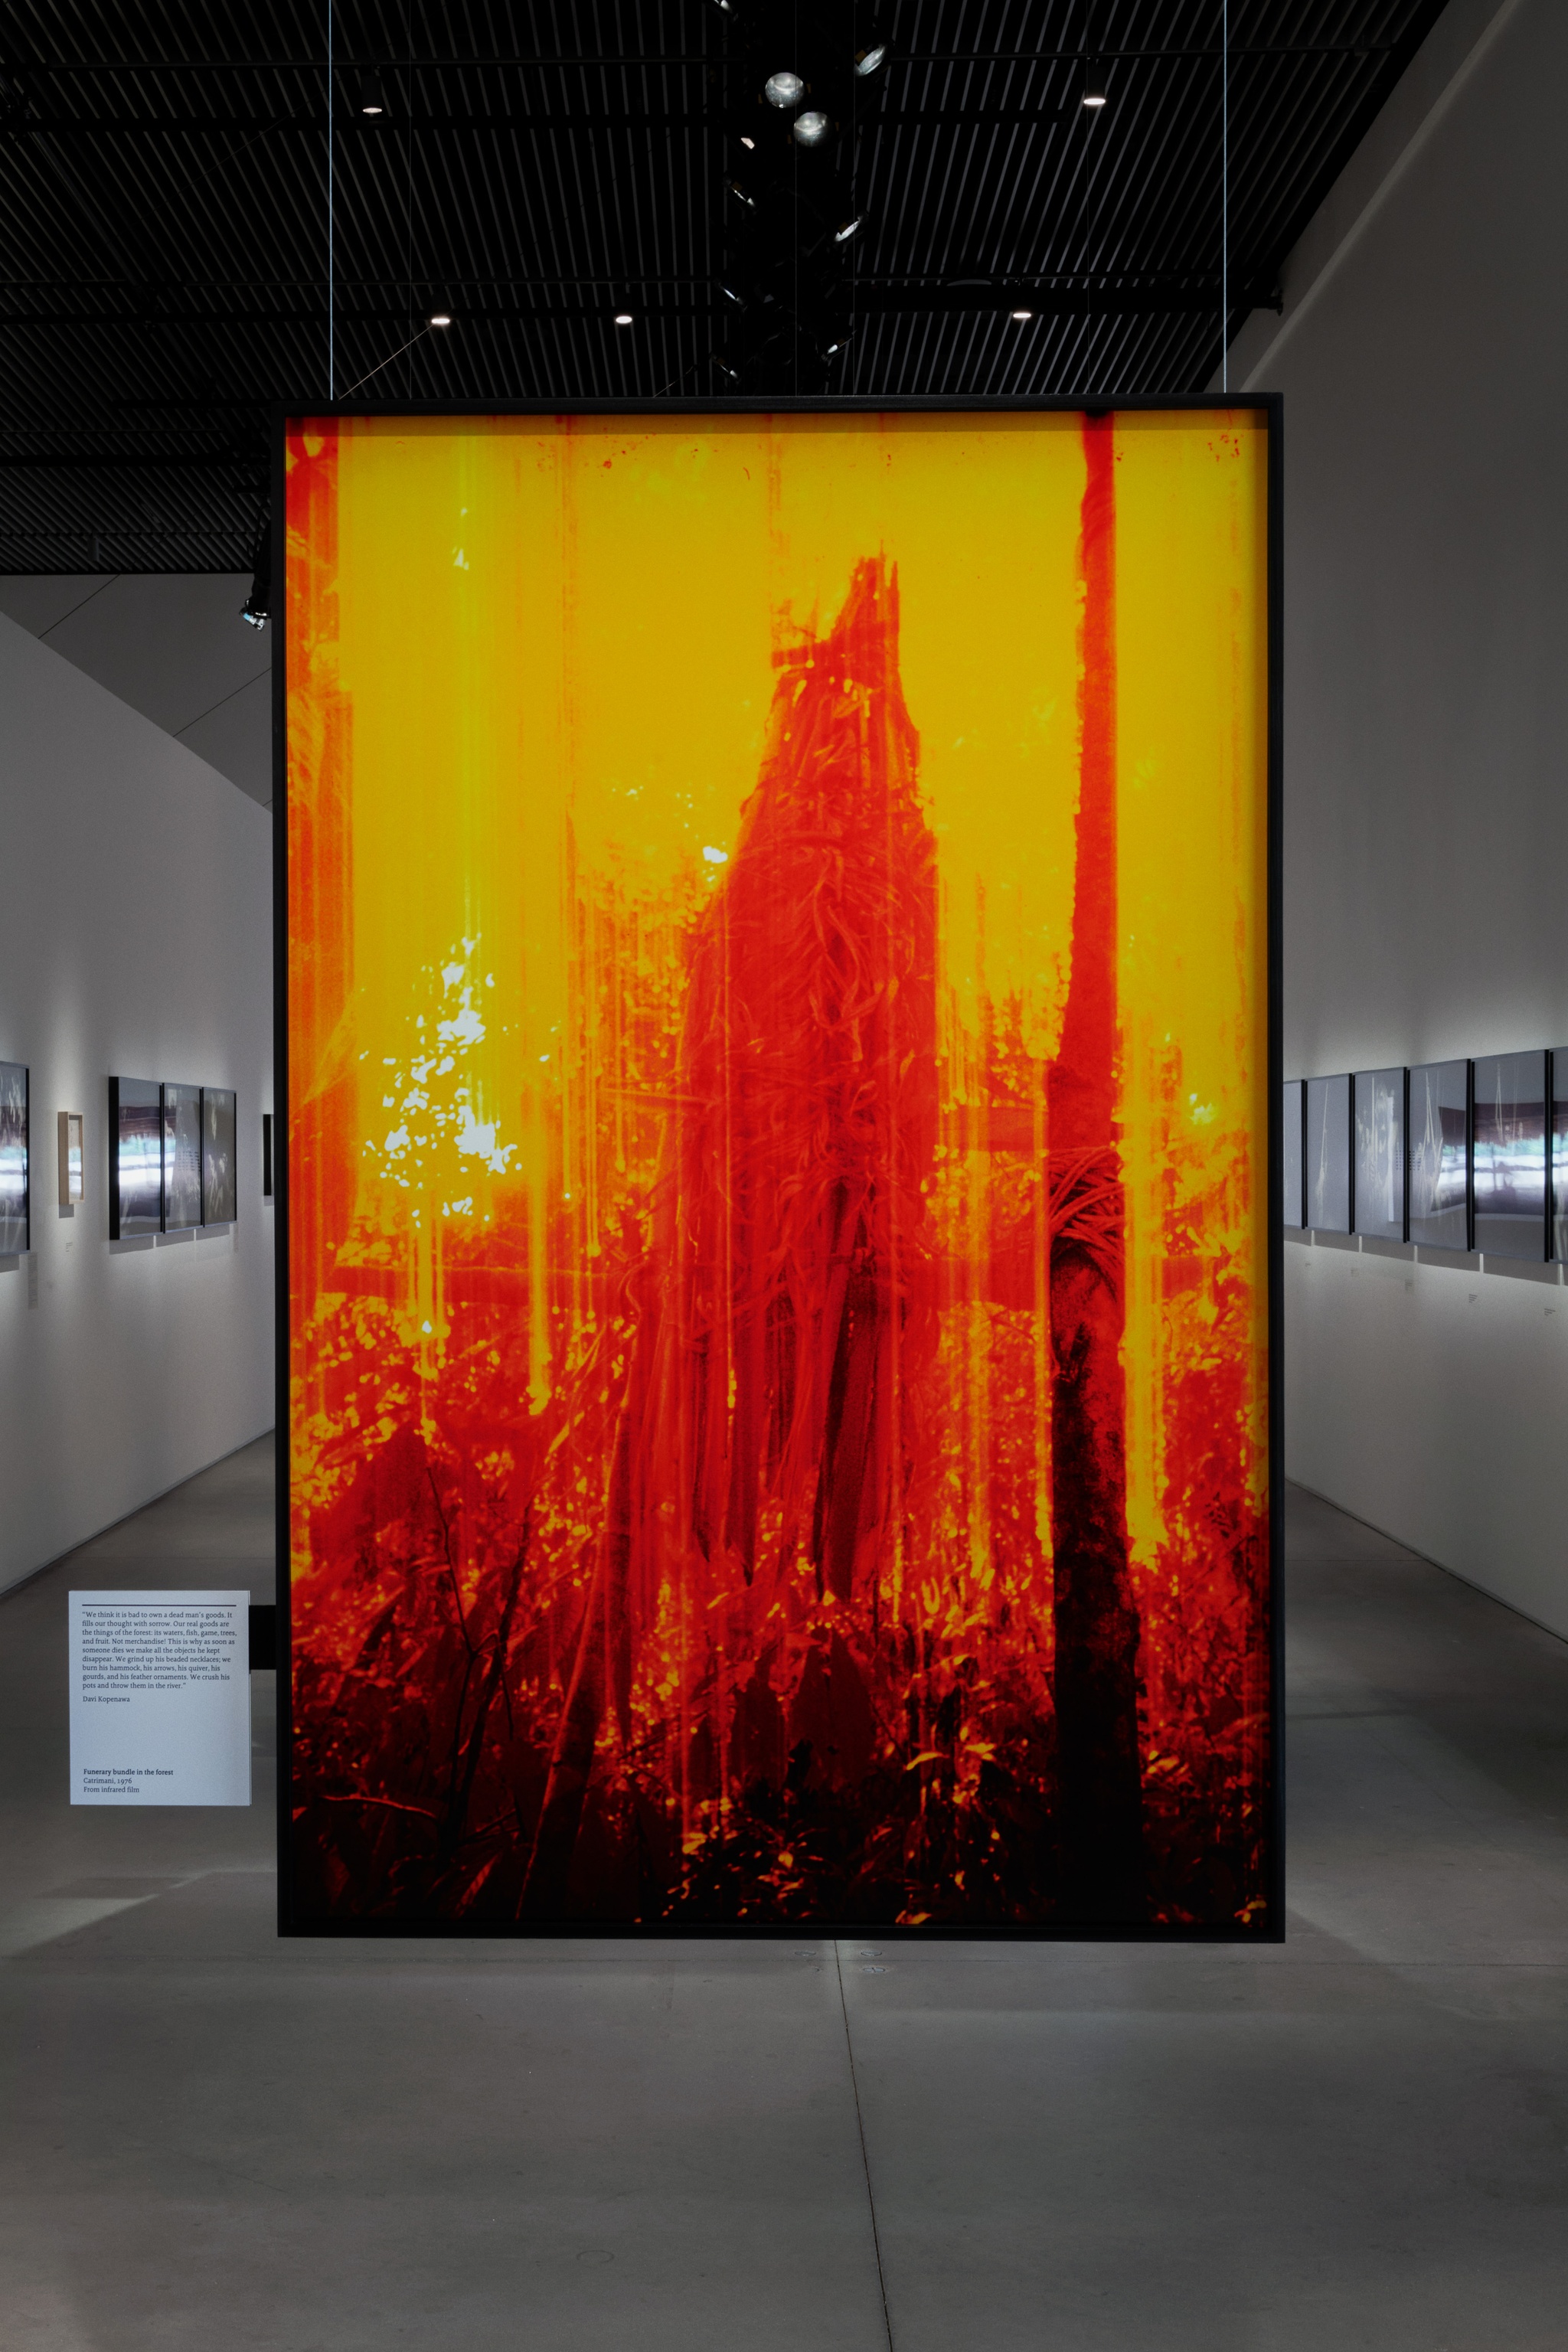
[[327, 0, 335, 399]]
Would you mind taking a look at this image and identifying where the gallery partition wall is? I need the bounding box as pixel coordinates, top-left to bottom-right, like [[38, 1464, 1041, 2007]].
[[279, 401, 1281, 1940]]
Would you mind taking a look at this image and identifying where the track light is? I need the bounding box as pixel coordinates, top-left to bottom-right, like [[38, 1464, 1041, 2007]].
[[854, 41, 888, 76], [739, 134, 755, 149], [359, 68, 384, 116], [1083, 64, 1107, 108], [727, 178, 756, 207], [720, 281, 746, 305], [833, 215, 864, 243], [792, 109, 830, 147], [764, 69, 804, 108]]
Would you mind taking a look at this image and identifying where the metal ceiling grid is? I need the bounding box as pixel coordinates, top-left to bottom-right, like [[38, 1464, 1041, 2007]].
[[0, 0, 1448, 571]]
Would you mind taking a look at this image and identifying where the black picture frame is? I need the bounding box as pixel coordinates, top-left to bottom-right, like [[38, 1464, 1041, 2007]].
[[201, 1087, 238, 1225], [1408, 1058, 1470, 1252], [1351, 1067, 1407, 1243], [107, 1075, 162, 1239], [262, 1111, 274, 1201], [0, 1060, 28, 1256], [1472, 1050, 1548, 1263], [1552, 1052, 1568, 1265], [1305, 1073, 1351, 1234], [1282, 1080, 1305, 1229], [162, 1081, 203, 1233], [273, 394, 1285, 1944]]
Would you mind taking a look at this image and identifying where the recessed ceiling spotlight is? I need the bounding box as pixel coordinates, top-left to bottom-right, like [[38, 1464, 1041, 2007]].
[[765, 69, 805, 108], [833, 215, 864, 243], [727, 178, 756, 207], [1010, 309, 1034, 321], [430, 312, 452, 326], [854, 41, 888, 76], [792, 109, 830, 146], [614, 312, 634, 326]]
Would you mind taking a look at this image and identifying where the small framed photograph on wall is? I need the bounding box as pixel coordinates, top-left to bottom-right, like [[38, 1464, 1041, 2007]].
[[1282, 1080, 1305, 1228], [58, 1111, 84, 1205], [202, 1088, 237, 1224], [162, 1082, 203, 1232], [1553, 1052, 1568, 1264], [109, 1076, 162, 1239], [0, 1060, 28, 1253], [1408, 1060, 1469, 1250], [1472, 1050, 1547, 1262], [1305, 1073, 1351, 1233], [1352, 1067, 1406, 1241]]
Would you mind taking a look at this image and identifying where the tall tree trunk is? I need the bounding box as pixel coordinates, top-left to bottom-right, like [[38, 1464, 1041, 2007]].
[[1048, 413, 1145, 1921]]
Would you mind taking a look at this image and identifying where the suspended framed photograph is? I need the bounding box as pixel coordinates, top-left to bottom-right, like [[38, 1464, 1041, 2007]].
[[1352, 1067, 1406, 1242], [278, 400, 1281, 1939], [1472, 1050, 1547, 1261], [1305, 1073, 1351, 1234], [1409, 1059, 1469, 1252], [0, 1060, 28, 1254], [108, 1076, 162, 1239]]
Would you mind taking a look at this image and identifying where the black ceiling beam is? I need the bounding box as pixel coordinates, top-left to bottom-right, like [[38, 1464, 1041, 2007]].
[[0, 447, 261, 469], [0, 283, 1279, 332], [0, 46, 1397, 73], [0, 108, 1086, 136]]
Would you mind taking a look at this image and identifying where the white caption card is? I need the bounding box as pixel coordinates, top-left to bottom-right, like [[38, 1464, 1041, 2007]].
[[69, 1591, 252, 1805]]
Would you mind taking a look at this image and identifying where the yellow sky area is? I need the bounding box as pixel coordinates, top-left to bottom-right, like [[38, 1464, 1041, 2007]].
[[310, 411, 1267, 1319], [325, 412, 1095, 1085]]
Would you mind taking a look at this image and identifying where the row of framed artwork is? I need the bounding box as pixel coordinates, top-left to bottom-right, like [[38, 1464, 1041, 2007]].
[[1285, 1050, 1568, 1261], [0, 1063, 273, 1253], [108, 1077, 239, 1240]]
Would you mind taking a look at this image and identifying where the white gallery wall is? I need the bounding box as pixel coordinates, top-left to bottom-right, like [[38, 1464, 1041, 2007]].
[[1231, 0, 1568, 1635], [0, 610, 273, 1598]]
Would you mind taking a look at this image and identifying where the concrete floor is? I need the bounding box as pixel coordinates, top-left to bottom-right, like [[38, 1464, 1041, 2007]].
[[2, 1439, 1567, 2350]]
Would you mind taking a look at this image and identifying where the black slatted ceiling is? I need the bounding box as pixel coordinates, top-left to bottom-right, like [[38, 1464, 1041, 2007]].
[[0, 0, 1448, 570]]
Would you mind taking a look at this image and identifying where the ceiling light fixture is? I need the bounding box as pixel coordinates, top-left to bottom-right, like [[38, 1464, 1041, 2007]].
[[727, 178, 756, 207], [854, 41, 888, 76], [764, 70, 805, 108], [792, 109, 830, 147], [1083, 64, 1107, 107], [833, 215, 864, 243], [358, 68, 384, 116], [739, 134, 755, 149], [614, 312, 634, 326], [1010, 308, 1034, 321], [429, 312, 452, 327]]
